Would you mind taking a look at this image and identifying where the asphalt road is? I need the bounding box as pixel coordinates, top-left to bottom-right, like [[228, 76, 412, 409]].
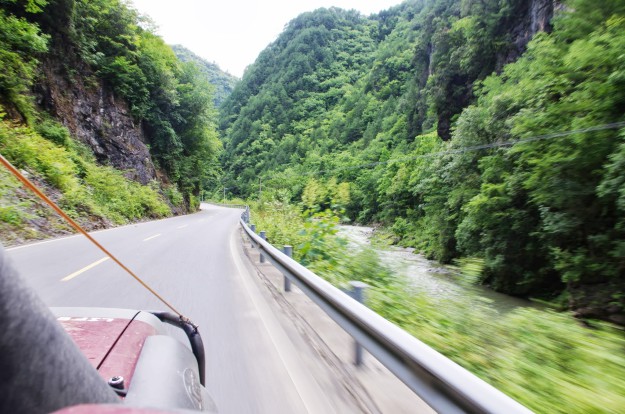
[[4, 204, 335, 414]]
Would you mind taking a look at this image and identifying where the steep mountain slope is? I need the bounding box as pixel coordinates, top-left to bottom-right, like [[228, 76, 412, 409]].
[[172, 45, 238, 107], [220, 0, 625, 322], [220, 7, 377, 195], [220, 1, 555, 195]]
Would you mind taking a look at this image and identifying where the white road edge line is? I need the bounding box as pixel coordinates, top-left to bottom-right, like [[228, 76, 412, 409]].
[[6, 211, 206, 251], [5, 222, 136, 251], [6, 234, 81, 251], [61, 257, 110, 282], [177, 225, 188, 229], [143, 234, 161, 241], [229, 226, 336, 414]]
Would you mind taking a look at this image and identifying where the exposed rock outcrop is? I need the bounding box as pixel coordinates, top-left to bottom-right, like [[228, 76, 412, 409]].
[[434, 0, 560, 140], [498, 0, 561, 69], [35, 58, 156, 185]]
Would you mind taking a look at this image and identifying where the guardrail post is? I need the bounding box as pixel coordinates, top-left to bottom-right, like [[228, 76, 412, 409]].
[[283, 246, 293, 292], [250, 224, 256, 248], [349, 281, 369, 366], [259, 231, 266, 263]]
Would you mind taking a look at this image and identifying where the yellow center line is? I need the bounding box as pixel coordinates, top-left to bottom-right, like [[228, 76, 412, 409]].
[[61, 257, 110, 282], [143, 234, 161, 241]]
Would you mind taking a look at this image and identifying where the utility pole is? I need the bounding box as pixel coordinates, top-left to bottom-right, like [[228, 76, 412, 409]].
[[259, 177, 262, 201], [223, 186, 226, 202]]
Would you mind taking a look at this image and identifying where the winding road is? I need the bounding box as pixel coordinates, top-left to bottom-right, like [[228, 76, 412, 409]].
[[5, 204, 338, 414]]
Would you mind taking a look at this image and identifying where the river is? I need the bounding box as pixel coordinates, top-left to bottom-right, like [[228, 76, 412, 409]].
[[338, 225, 537, 314]]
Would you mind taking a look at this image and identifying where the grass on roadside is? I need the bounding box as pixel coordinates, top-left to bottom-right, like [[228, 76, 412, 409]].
[[0, 116, 171, 242]]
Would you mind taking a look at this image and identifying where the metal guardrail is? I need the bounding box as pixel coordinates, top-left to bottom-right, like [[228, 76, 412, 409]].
[[202, 201, 247, 209], [240, 215, 533, 414], [203, 202, 250, 223]]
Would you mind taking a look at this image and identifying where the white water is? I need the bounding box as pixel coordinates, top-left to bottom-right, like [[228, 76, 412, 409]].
[[339, 225, 534, 313]]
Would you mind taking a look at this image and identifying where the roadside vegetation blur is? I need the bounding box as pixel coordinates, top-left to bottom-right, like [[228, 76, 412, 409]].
[[246, 187, 625, 414]]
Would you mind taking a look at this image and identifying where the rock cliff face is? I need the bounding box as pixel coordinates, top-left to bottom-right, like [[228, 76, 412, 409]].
[[498, 0, 561, 68], [35, 57, 157, 185], [435, 0, 560, 140]]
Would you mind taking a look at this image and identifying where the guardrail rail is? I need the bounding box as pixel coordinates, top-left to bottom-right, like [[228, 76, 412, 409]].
[[239, 211, 533, 414]]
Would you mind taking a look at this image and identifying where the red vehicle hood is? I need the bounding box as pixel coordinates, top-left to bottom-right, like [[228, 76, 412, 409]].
[[59, 317, 134, 369], [54, 309, 159, 389]]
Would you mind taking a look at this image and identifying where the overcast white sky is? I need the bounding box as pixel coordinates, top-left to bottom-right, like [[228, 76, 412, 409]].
[[128, 0, 404, 78]]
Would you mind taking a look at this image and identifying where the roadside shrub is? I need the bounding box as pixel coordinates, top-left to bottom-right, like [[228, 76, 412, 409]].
[[164, 185, 184, 208], [84, 164, 170, 223], [34, 119, 71, 147], [0, 205, 24, 225], [0, 121, 81, 192], [249, 200, 307, 253]]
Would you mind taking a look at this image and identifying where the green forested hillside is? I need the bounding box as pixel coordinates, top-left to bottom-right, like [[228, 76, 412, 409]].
[[0, 0, 221, 243], [172, 45, 238, 107], [220, 0, 625, 321], [220, 6, 377, 194], [57, 0, 222, 199]]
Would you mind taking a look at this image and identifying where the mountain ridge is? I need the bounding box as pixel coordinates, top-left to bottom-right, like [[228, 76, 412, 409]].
[[171, 44, 238, 107]]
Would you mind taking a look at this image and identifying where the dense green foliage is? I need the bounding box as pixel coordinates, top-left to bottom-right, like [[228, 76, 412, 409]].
[[172, 45, 239, 107], [221, 0, 625, 319], [220, 1, 535, 191], [220, 7, 378, 196], [446, 3, 625, 306], [0, 115, 170, 234], [65, 0, 222, 201], [0, 0, 48, 118], [0, 0, 222, 216], [250, 202, 625, 414]]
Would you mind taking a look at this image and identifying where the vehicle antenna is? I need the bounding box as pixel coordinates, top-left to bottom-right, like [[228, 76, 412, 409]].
[[0, 153, 188, 321]]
